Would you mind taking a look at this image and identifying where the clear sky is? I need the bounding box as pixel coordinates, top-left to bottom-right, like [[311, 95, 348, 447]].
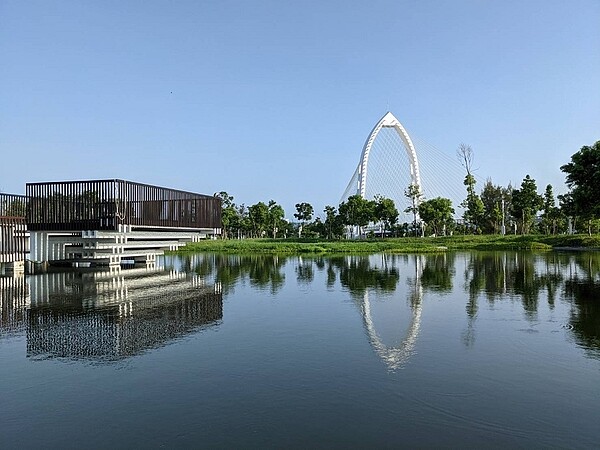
[[1, 0, 599, 217]]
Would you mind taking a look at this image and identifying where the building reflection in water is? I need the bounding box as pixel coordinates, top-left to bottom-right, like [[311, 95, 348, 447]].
[[1, 262, 222, 362], [0, 274, 30, 338]]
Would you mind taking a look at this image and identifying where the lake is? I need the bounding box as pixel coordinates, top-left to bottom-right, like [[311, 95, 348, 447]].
[[1, 251, 599, 448]]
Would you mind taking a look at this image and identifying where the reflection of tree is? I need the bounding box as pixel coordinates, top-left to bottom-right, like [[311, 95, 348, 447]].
[[178, 254, 288, 295], [420, 253, 454, 292], [511, 253, 544, 319], [462, 252, 566, 320], [173, 251, 600, 359], [296, 258, 314, 285], [329, 256, 400, 298], [326, 263, 336, 288], [563, 277, 600, 359]]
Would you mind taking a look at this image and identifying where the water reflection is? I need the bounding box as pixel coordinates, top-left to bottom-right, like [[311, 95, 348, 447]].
[[172, 251, 600, 362], [461, 251, 600, 355], [175, 254, 286, 295], [1, 264, 222, 362], [0, 275, 30, 338], [314, 254, 423, 371], [3, 251, 600, 365], [356, 255, 423, 371], [563, 273, 600, 359]]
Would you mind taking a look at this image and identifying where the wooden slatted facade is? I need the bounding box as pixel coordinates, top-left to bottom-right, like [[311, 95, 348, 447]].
[[26, 179, 221, 231], [0, 194, 28, 265]]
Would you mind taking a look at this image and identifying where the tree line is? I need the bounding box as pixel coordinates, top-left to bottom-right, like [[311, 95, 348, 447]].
[[215, 139, 600, 239]]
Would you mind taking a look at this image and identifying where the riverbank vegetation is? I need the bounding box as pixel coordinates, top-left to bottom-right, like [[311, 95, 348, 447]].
[[177, 234, 600, 254], [209, 140, 600, 244]]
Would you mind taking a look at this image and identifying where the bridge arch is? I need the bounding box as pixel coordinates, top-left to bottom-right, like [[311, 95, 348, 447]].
[[357, 111, 422, 202]]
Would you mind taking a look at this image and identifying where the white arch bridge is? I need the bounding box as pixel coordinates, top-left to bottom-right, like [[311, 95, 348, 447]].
[[341, 111, 468, 223]]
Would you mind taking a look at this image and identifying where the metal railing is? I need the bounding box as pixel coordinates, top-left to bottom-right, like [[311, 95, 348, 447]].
[[26, 179, 221, 231]]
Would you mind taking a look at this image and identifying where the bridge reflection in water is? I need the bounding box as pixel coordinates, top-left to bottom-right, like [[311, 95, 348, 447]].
[[1, 264, 222, 361], [337, 254, 425, 372], [358, 255, 424, 372]]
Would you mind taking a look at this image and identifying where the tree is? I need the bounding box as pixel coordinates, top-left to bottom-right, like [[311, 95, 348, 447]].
[[511, 175, 543, 234], [480, 180, 512, 234], [214, 191, 237, 239], [248, 202, 269, 237], [338, 195, 375, 238], [560, 140, 600, 225], [404, 183, 423, 236], [236, 203, 251, 238], [294, 202, 314, 238], [1, 198, 26, 217], [541, 184, 561, 235], [457, 143, 484, 232], [324, 205, 343, 240], [267, 200, 285, 238], [418, 197, 455, 236], [480, 180, 503, 234], [374, 196, 398, 238], [558, 191, 578, 234]]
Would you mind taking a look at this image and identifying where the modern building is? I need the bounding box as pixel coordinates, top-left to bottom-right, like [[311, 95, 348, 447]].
[[25, 179, 221, 266], [0, 193, 29, 274]]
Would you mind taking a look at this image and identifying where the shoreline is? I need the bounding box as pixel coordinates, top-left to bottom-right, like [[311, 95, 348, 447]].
[[172, 234, 600, 254]]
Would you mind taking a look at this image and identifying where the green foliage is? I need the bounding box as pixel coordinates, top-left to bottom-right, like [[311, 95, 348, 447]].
[[294, 202, 314, 237], [480, 180, 504, 233], [175, 233, 600, 255], [1, 199, 26, 217], [561, 140, 600, 222], [418, 197, 455, 236], [324, 205, 343, 240], [540, 184, 564, 235], [215, 191, 237, 239], [294, 202, 314, 222], [404, 183, 423, 234], [248, 202, 269, 237], [267, 200, 285, 238], [338, 195, 375, 234], [374, 196, 398, 237], [457, 143, 484, 231], [511, 175, 543, 234]]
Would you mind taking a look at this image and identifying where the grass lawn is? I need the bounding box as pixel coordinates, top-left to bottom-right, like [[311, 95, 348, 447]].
[[174, 234, 600, 254]]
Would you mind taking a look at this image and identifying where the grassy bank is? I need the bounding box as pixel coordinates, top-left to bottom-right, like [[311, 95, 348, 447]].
[[175, 234, 600, 254]]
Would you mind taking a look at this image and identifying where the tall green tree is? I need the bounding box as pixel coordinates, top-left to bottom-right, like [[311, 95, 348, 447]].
[[511, 175, 543, 234], [248, 202, 269, 238], [404, 183, 423, 236], [267, 200, 285, 238], [457, 143, 484, 232], [480, 180, 503, 234], [560, 140, 600, 228], [558, 191, 578, 234], [294, 202, 314, 238], [374, 195, 398, 238], [418, 197, 455, 236], [541, 184, 562, 235], [338, 195, 375, 237], [324, 205, 343, 240], [214, 191, 238, 239]]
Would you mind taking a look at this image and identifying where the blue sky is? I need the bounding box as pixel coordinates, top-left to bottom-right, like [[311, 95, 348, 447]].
[[1, 0, 599, 217]]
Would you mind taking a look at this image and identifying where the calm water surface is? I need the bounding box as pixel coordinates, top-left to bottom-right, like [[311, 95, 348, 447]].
[[1, 251, 600, 448]]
